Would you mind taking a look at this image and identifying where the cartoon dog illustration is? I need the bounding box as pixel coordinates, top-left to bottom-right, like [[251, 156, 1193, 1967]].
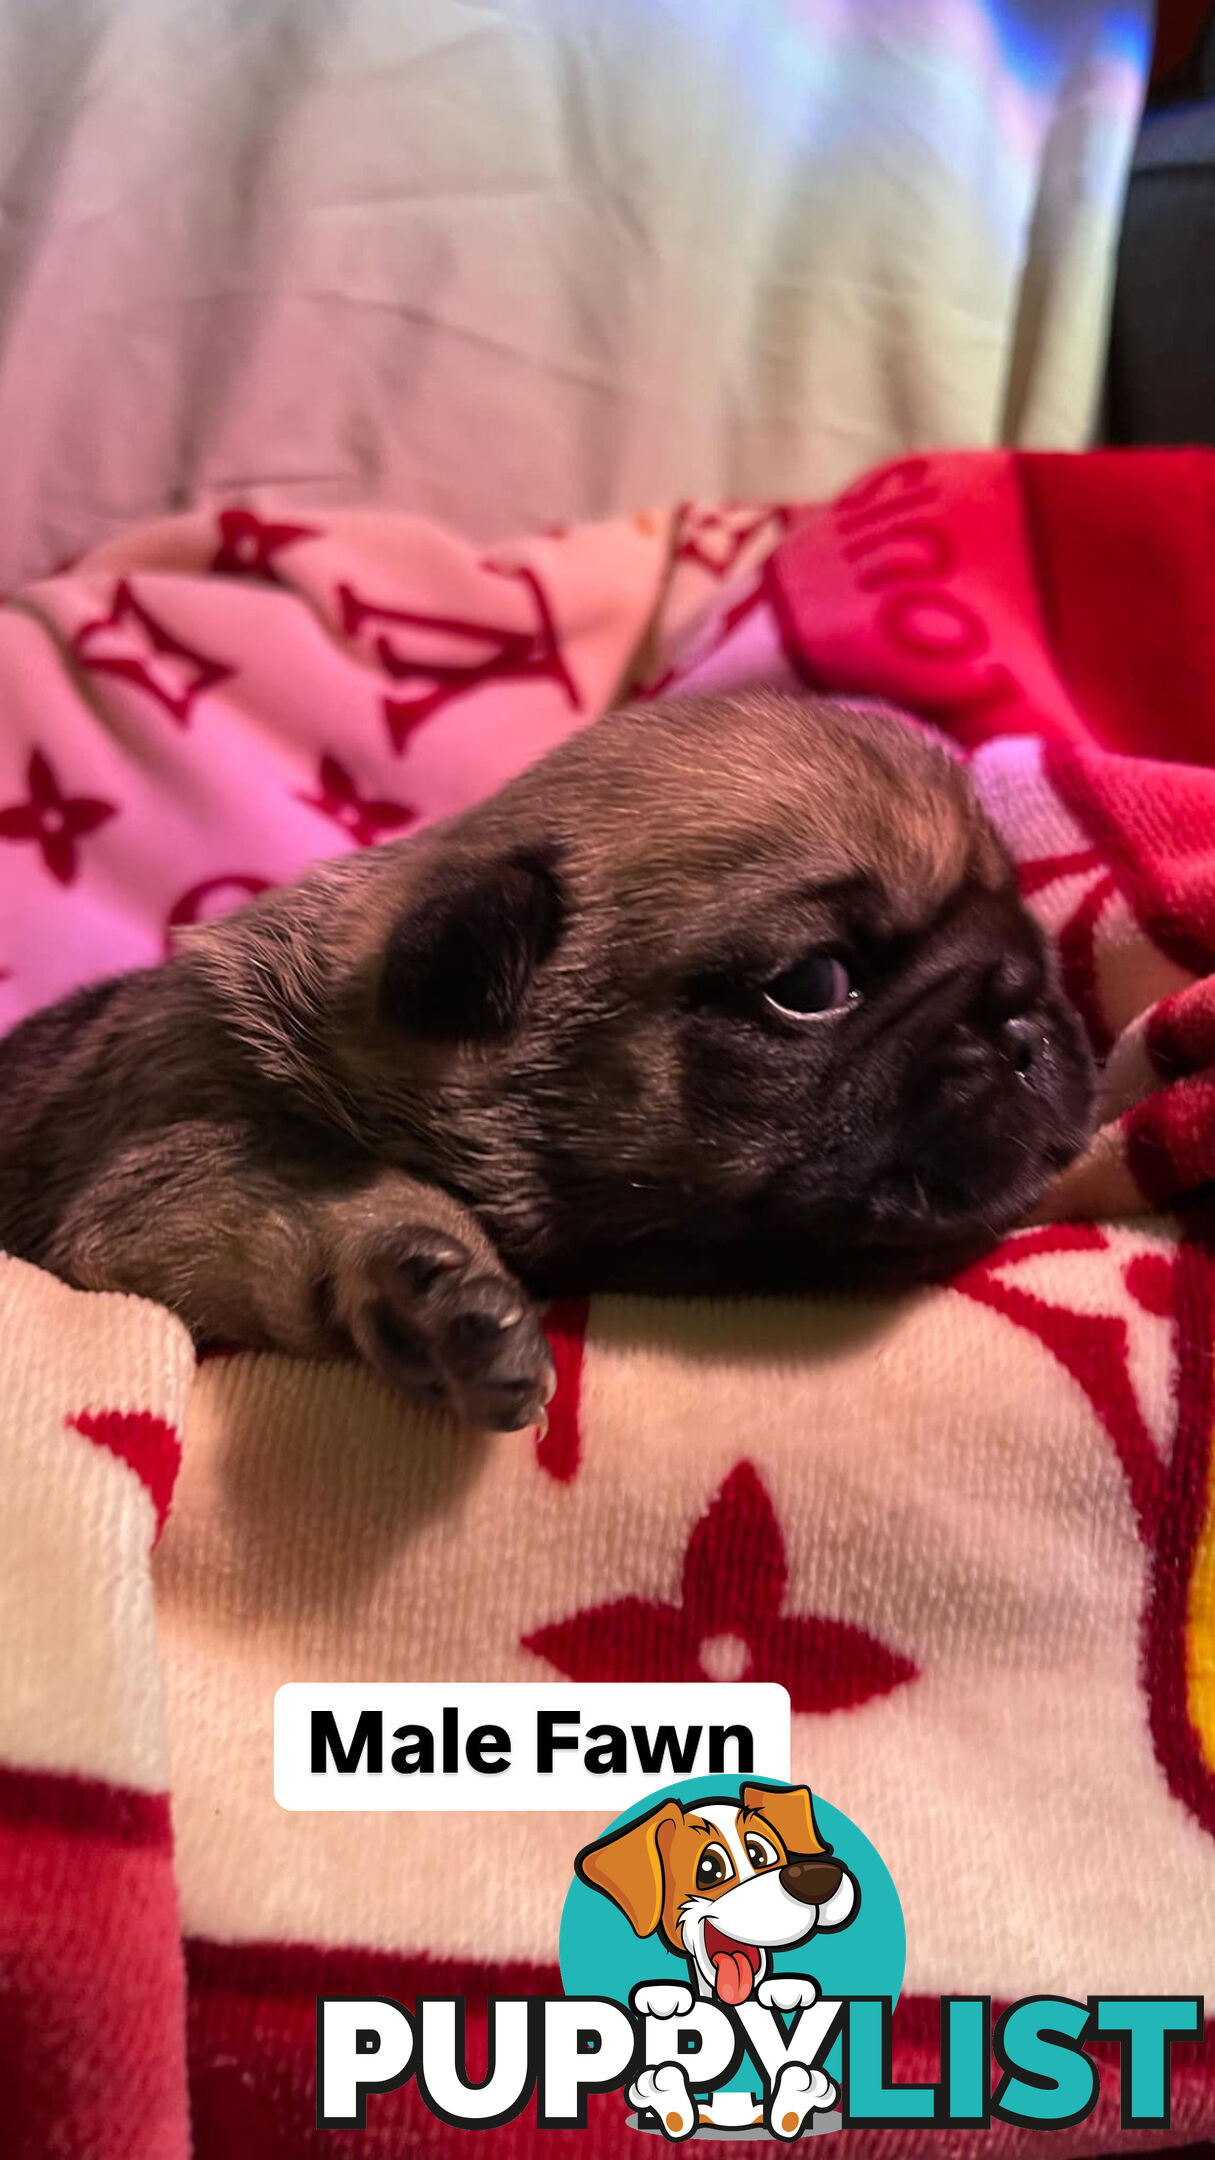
[[576, 1784, 857, 2137]]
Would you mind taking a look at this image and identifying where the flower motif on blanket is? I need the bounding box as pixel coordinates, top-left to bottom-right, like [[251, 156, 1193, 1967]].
[[296, 752, 417, 848], [0, 747, 117, 887], [211, 507, 318, 582], [522, 1459, 918, 1713], [956, 1224, 1215, 1842]]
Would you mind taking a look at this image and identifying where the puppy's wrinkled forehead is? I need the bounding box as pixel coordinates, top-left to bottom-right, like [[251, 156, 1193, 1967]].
[[487, 691, 1002, 941]]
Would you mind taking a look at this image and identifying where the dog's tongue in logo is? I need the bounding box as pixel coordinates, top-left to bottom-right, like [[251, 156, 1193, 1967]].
[[704, 1921, 762, 2005]]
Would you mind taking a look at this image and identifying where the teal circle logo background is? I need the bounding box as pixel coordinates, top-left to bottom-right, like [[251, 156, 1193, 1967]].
[[559, 1776, 905, 2094]]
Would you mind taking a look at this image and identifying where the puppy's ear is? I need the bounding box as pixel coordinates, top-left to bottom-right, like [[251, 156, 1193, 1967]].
[[741, 1783, 830, 1860], [575, 1802, 682, 1938], [378, 846, 564, 1043]]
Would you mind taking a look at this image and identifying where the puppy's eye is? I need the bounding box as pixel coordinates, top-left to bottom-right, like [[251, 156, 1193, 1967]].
[[745, 1834, 779, 1870], [696, 1843, 732, 1890], [762, 951, 855, 1021]]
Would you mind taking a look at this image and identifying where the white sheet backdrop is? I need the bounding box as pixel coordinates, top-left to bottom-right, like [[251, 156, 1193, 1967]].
[[0, 0, 1150, 589]]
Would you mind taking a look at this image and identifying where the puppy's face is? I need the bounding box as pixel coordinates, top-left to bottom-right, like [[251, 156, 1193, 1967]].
[[576, 1784, 856, 2004], [196, 692, 1095, 1293]]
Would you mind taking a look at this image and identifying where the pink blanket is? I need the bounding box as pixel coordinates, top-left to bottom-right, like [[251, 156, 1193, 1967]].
[[1, 455, 1214, 2157]]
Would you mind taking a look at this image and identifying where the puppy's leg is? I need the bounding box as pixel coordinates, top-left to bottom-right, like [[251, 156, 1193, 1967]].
[[53, 1125, 555, 1432]]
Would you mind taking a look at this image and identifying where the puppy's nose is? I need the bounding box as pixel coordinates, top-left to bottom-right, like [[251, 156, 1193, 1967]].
[[1000, 1013, 1042, 1076], [779, 1858, 843, 1906]]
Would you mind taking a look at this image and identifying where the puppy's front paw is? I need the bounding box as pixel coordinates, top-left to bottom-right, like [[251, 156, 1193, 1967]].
[[629, 2064, 697, 2141], [337, 1224, 556, 1431], [769, 2063, 837, 2138], [757, 1974, 819, 2013], [632, 1983, 695, 2019]]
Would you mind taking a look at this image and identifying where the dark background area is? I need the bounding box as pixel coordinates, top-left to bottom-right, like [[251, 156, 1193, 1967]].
[[1106, 0, 1215, 444]]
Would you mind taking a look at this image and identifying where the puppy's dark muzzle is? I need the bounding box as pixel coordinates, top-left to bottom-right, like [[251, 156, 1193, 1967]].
[[779, 1856, 843, 1906]]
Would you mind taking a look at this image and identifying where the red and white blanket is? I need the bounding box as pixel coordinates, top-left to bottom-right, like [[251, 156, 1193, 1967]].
[[1, 451, 1214, 2157]]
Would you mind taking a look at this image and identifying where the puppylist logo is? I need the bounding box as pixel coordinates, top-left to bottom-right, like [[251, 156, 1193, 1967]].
[[563, 1777, 891, 2137], [314, 1770, 1204, 2140]]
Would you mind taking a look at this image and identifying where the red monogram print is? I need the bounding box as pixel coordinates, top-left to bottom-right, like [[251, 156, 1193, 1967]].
[[674, 503, 794, 579], [523, 1461, 917, 1712], [211, 508, 318, 581], [338, 563, 580, 754], [73, 581, 236, 726], [297, 753, 417, 846], [831, 460, 1024, 735], [0, 750, 117, 886], [67, 1408, 182, 1541]]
